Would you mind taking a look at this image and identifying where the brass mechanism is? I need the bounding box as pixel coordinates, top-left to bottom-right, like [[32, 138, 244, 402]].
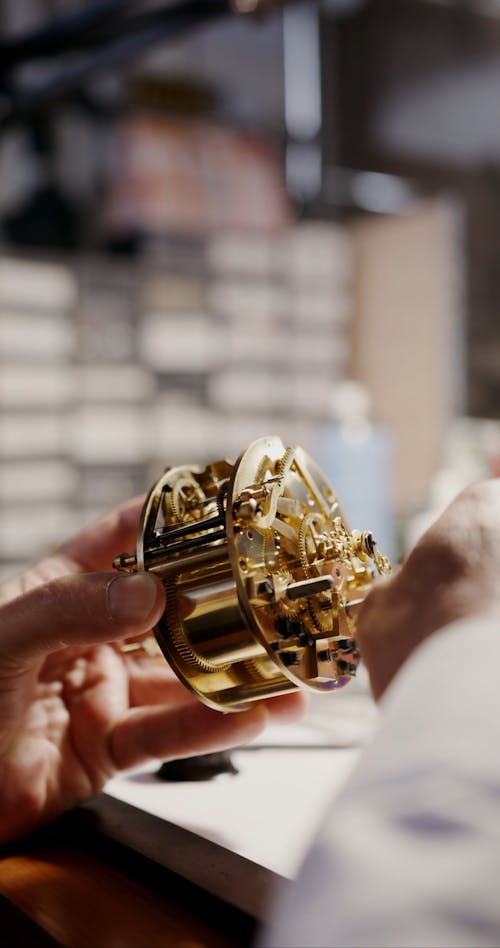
[[114, 436, 391, 712]]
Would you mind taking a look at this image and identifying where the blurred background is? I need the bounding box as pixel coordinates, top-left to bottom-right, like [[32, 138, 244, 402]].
[[1, 0, 500, 580]]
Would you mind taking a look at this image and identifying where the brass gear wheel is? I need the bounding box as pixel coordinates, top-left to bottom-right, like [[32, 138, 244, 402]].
[[307, 591, 335, 634], [162, 577, 231, 674], [298, 512, 329, 577], [163, 474, 207, 525]]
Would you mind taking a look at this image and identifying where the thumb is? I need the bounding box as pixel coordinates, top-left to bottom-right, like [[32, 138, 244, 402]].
[[0, 572, 165, 663]]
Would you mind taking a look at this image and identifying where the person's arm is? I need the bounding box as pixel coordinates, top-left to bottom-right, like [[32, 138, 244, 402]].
[[0, 497, 305, 845], [263, 613, 500, 948], [262, 481, 500, 948]]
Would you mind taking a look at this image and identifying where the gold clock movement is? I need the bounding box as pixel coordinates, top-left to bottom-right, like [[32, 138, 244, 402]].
[[114, 435, 391, 711]]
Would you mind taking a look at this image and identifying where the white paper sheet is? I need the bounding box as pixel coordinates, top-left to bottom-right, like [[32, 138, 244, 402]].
[[105, 722, 364, 879]]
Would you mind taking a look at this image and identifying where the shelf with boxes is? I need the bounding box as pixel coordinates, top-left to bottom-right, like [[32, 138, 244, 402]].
[[0, 221, 354, 578]]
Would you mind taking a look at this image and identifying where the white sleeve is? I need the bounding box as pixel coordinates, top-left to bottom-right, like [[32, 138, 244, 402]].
[[261, 613, 500, 948]]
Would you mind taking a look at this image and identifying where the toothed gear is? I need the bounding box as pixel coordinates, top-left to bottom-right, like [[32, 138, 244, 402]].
[[307, 592, 335, 634], [274, 566, 300, 617], [277, 445, 295, 478], [242, 656, 282, 681], [163, 474, 207, 524], [163, 577, 231, 673], [298, 513, 329, 577]]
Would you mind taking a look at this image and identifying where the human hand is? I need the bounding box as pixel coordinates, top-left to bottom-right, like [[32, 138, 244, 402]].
[[357, 481, 500, 700], [0, 498, 306, 845]]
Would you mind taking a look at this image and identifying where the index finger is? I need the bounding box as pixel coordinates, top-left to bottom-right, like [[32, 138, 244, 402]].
[[60, 495, 145, 573]]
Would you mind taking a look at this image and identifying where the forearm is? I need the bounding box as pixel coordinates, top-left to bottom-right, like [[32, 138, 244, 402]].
[[262, 612, 500, 948]]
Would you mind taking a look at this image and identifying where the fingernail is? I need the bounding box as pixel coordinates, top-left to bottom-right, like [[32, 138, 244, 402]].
[[107, 572, 160, 623]]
